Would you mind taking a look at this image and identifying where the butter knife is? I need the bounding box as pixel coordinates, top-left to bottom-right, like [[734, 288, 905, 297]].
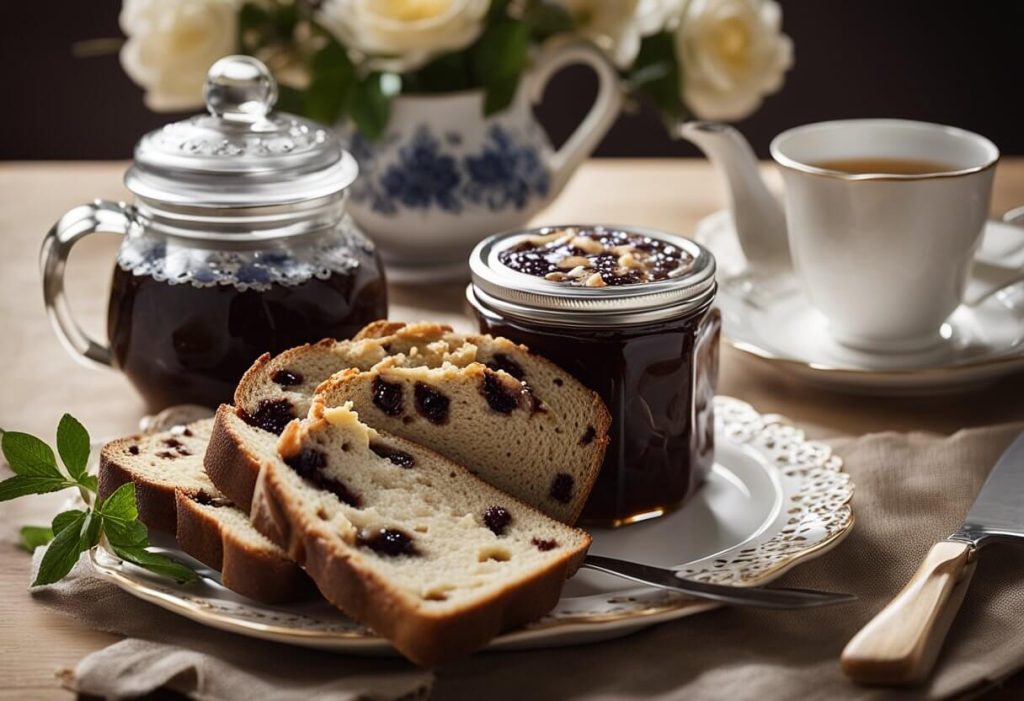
[[583, 555, 855, 609], [842, 432, 1024, 685]]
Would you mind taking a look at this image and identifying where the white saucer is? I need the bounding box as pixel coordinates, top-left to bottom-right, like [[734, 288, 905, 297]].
[[697, 210, 1024, 395], [90, 398, 853, 656]]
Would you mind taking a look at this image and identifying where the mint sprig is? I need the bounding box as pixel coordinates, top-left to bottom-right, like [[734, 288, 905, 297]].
[[1, 415, 198, 586]]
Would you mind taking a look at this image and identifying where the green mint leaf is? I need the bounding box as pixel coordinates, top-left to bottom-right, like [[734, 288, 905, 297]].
[[52, 509, 86, 535], [348, 73, 392, 140], [79, 474, 98, 493], [112, 546, 199, 584], [32, 511, 94, 586], [473, 20, 529, 115], [104, 518, 148, 549], [56, 414, 90, 482], [97, 482, 138, 522], [19, 525, 54, 552], [0, 474, 76, 501], [1, 431, 60, 478]]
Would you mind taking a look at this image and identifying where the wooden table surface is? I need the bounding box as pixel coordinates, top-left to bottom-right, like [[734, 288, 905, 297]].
[[1, 159, 1023, 699]]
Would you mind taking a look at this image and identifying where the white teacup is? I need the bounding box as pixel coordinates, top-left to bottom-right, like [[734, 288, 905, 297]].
[[770, 119, 999, 352]]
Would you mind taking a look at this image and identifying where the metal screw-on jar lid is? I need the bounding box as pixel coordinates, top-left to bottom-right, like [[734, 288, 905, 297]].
[[469, 225, 717, 327], [125, 55, 357, 208]]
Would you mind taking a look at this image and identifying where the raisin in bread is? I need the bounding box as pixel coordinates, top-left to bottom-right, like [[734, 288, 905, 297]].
[[208, 321, 610, 522], [99, 420, 305, 603], [249, 399, 591, 667], [317, 359, 602, 523]]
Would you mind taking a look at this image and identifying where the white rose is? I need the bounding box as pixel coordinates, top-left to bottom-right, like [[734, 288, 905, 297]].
[[636, 0, 685, 35], [119, 0, 241, 112], [317, 0, 490, 73], [555, 0, 640, 68], [676, 0, 792, 121]]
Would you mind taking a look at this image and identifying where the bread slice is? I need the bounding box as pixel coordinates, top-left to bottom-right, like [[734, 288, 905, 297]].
[[317, 359, 603, 523], [209, 321, 610, 522], [99, 420, 306, 603], [249, 398, 591, 666]]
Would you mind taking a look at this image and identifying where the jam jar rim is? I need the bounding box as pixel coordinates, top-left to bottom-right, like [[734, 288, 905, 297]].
[[469, 224, 717, 327]]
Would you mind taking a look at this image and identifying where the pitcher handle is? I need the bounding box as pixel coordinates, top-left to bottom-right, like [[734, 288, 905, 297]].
[[40, 200, 133, 368], [527, 40, 623, 199]]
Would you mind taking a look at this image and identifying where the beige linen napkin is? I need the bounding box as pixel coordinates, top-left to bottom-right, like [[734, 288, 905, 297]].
[[22, 422, 1024, 700]]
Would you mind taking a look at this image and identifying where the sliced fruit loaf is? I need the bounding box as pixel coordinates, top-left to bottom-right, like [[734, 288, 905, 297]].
[[248, 398, 591, 666], [207, 320, 610, 521], [317, 359, 603, 523], [99, 420, 306, 603]]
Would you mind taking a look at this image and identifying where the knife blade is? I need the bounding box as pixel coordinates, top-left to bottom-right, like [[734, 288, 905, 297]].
[[842, 432, 1024, 686]]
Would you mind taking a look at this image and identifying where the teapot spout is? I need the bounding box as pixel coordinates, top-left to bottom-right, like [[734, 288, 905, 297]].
[[679, 121, 790, 271]]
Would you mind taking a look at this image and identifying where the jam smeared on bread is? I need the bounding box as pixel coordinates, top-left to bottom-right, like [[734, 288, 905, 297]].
[[499, 226, 694, 287]]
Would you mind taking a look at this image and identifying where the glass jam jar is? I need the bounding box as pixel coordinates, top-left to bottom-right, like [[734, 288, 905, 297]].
[[467, 225, 720, 527], [41, 57, 387, 411]]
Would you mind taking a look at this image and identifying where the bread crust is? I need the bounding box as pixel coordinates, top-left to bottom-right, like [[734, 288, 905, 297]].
[[205, 405, 263, 513], [251, 448, 588, 667], [99, 438, 179, 533], [175, 492, 309, 604]]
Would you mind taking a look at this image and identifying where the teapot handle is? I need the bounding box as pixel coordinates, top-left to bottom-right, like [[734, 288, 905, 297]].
[[527, 40, 623, 199], [40, 200, 132, 368]]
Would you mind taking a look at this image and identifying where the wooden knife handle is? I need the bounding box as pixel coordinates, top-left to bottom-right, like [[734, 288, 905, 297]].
[[841, 540, 977, 686]]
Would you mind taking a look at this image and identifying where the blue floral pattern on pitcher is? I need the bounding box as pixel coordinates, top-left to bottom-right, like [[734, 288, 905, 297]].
[[347, 124, 549, 216]]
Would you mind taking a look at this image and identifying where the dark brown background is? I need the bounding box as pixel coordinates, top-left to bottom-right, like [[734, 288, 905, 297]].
[[2, 0, 1022, 160]]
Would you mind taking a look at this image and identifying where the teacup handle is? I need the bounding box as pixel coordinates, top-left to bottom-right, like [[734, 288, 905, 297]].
[[40, 200, 133, 368], [963, 209, 1024, 306], [526, 40, 623, 199]]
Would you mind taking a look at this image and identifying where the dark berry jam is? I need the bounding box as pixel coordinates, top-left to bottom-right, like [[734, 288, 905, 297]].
[[358, 528, 418, 556], [483, 506, 512, 536], [370, 442, 415, 468], [485, 353, 525, 380], [239, 399, 295, 435], [107, 254, 386, 412], [531, 537, 558, 551], [272, 369, 304, 386], [283, 448, 361, 507], [372, 377, 404, 417], [414, 383, 450, 425], [498, 227, 693, 287]]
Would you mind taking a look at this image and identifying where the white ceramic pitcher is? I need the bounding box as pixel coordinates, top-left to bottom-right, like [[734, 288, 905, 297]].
[[338, 41, 622, 282]]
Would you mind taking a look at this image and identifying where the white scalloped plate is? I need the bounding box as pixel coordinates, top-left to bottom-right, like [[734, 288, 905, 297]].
[[89, 397, 854, 654]]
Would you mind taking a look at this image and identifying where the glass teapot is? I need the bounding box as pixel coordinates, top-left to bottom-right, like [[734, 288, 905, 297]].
[[41, 56, 388, 412]]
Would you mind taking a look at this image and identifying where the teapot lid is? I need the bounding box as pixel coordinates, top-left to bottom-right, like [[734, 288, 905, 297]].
[[125, 55, 357, 208]]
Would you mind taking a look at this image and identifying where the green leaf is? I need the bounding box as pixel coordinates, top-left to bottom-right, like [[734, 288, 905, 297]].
[[97, 482, 138, 522], [32, 511, 93, 586], [79, 474, 98, 493], [348, 73, 393, 140], [408, 51, 473, 93], [304, 39, 356, 125], [628, 31, 688, 125], [2, 431, 60, 478], [56, 414, 90, 482], [105, 518, 148, 549], [0, 474, 76, 502], [52, 509, 86, 535], [472, 20, 530, 115], [113, 546, 199, 584], [19, 526, 53, 552]]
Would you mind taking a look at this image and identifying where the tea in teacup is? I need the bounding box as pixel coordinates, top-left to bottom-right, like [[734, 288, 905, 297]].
[[812, 157, 956, 176]]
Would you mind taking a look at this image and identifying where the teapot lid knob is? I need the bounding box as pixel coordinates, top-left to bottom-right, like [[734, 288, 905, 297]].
[[203, 55, 278, 122]]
